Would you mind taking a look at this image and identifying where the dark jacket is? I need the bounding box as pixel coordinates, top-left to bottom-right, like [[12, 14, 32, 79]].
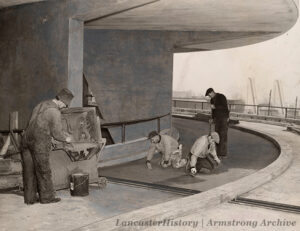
[[210, 93, 229, 119], [24, 100, 67, 153]]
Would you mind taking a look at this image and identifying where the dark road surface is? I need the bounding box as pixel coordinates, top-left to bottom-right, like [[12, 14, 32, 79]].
[[100, 117, 279, 191]]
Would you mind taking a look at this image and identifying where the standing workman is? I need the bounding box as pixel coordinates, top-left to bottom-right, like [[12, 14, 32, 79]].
[[21, 88, 74, 204], [205, 88, 229, 158], [186, 132, 221, 176], [146, 131, 187, 169]]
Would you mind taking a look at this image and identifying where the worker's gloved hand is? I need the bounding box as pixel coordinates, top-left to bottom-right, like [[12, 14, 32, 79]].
[[146, 160, 152, 170], [190, 167, 197, 176], [178, 144, 182, 150], [215, 158, 221, 165], [65, 137, 72, 143], [161, 160, 169, 168], [211, 105, 216, 109]]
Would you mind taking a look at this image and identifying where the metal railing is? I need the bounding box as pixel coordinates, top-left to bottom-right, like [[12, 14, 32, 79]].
[[172, 99, 300, 120], [101, 113, 170, 143]]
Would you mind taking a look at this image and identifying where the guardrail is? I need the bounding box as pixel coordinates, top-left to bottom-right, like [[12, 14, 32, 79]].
[[172, 99, 300, 120], [172, 107, 300, 125], [101, 113, 170, 143]]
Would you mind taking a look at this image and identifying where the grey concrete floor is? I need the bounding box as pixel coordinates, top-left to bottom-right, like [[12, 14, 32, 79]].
[[142, 121, 300, 231], [0, 183, 181, 231], [100, 118, 279, 191], [0, 119, 283, 231]]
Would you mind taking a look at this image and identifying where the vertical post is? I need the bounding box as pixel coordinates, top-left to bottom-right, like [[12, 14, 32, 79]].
[[9, 111, 19, 144], [122, 124, 126, 143], [68, 19, 84, 107], [201, 102, 204, 110], [96, 116, 102, 142], [268, 90, 272, 116], [294, 96, 298, 119], [157, 118, 161, 133], [285, 108, 288, 119], [9, 111, 20, 160], [256, 105, 259, 115], [276, 80, 285, 115]]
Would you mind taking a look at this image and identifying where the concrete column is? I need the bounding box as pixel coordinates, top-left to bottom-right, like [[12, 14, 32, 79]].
[[68, 18, 84, 107]]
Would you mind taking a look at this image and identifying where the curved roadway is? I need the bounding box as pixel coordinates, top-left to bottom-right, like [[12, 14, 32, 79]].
[[100, 117, 279, 191]]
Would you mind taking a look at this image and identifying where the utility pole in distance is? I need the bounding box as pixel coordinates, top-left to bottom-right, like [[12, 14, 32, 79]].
[[268, 90, 272, 116], [294, 96, 298, 119]]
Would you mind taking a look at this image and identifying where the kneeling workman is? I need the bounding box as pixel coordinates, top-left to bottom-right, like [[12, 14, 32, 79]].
[[187, 132, 221, 176], [146, 131, 187, 169]]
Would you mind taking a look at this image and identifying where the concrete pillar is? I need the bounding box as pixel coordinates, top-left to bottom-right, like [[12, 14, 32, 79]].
[[68, 18, 84, 107]]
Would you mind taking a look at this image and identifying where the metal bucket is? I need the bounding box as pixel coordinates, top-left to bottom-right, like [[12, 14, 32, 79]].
[[70, 173, 89, 196]]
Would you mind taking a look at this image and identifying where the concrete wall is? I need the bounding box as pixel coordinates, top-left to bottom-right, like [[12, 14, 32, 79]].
[[0, 0, 159, 130], [83, 29, 173, 124], [0, 1, 174, 133], [0, 1, 70, 129], [83, 29, 173, 140]]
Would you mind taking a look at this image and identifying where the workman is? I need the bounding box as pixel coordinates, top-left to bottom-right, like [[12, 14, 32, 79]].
[[146, 131, 187, 169], [205, 88, 229, 158], [21, 88, 74, 204], [187, 132, 221, 176]]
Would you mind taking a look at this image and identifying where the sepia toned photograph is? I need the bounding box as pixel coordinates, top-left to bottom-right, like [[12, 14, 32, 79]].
[[0, 1, 299, 230]]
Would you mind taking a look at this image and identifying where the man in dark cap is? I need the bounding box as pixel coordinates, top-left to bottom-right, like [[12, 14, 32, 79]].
[[205, 88, 229, 158], [21, 88, 74, 204]]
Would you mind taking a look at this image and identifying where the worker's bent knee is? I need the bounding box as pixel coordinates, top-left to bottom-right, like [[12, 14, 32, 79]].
[[198, 168, 211, 174]]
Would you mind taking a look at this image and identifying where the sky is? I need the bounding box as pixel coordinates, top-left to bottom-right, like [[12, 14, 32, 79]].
[[173, 16, 300, 107]]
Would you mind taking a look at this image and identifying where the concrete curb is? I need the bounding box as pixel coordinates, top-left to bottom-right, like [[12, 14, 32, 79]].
[[76, 119, 293, 231]]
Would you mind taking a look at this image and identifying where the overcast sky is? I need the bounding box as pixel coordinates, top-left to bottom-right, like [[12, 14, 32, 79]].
[[173, 17, 300, 107]]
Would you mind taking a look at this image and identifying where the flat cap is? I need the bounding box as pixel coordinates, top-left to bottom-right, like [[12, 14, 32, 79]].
[[205, 88, 214, 96]]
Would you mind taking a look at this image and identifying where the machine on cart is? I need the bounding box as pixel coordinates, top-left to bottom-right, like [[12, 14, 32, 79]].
[[50, 107, 106, 190]]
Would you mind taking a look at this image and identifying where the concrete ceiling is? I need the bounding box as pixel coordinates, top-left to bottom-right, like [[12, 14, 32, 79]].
[[1, 0, 298, 50], [86, 0, 298, 32], [0, 0, 44, 8], [84, 0, 298, 50]]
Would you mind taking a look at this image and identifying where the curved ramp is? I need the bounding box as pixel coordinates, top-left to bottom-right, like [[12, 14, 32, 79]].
[[99, 117, 279, 192]]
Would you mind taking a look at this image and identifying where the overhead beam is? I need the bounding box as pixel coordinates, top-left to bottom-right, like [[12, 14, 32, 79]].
[[73, 0, 160, 22]]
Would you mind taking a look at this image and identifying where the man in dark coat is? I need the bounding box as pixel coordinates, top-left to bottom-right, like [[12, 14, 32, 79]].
[[21, 88, 74, 204], [205, 88, 229, 157]]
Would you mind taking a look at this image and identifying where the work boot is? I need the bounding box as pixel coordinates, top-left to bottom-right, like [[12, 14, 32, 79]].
[[40, 197, 61, 204], [198, 168, 211, 174], [25, 196, 39, 205], [219, 155, 228, 159]]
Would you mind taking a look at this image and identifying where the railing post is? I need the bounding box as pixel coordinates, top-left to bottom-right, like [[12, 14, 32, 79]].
[[122, 124, 125, 143], [201, 102, 204, 110], [285, 108, 288, 119], [294, 96, 298, 119], [9, 111, 19, 145], [257, 105, 259, 115], [157, 118, 161, 132]]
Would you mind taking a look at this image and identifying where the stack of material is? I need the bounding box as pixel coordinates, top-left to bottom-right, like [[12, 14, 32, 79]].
[[0, 158, 22, 190], [0, 129, 22, 190], [287, 125, 300, 135]]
